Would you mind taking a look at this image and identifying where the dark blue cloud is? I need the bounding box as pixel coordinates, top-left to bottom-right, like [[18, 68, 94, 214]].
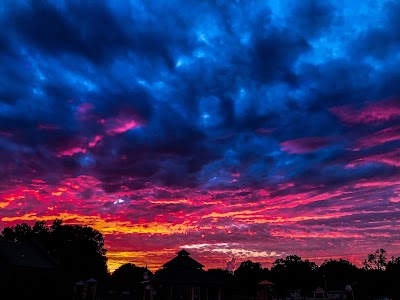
[[0, 0, 399, 195]]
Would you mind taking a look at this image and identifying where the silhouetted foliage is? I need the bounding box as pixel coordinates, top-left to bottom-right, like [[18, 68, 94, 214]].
[[236, 260, 263, 274], [317, 259, 358, 291], [271, 255, 317, 297], [207, 268, 233, 281], [386, 256, 400, 272], [385, 256, 400, 299], [3, 221, 399, 300], [207, 268, 234, 299], [363, 248, 388, 270], [109, 263, 152, 297], [0, 219, 108, 283], [232, 260, 269, 297]]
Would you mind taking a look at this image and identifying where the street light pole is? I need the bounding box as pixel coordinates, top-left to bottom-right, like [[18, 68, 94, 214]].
[[345, 285, 354, 300]]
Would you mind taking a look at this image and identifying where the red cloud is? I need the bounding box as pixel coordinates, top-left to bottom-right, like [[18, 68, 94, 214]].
[[58, 146, 87, 157], [351, 125, 400, 150], [88, 135, 103, 147], [55, 137, 88, 157], [280, 137, 330, 154], [330, 97, 400, 125], [101, 113, 142, 135], [346, 149, 400, 168], [107, 119, 139, 135]]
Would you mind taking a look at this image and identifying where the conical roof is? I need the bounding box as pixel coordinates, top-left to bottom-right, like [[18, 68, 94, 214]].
[[177, 249, 190, 256], [258, 280, 274, 285], [0, 239, 57, 269], [162, 249, 204, 269], [145, 249, 222, 285]]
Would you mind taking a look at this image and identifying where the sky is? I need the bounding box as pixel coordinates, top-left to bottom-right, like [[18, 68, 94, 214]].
[[1, 0, 400, 272]]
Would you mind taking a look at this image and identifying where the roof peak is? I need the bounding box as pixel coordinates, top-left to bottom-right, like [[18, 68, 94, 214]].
[[162, 249, 204, 269], [177, 249, 190, 256]]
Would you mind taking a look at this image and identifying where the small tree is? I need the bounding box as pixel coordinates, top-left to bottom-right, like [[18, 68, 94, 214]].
[[363, 249, 387, 270], [111, 263, 152, 296]]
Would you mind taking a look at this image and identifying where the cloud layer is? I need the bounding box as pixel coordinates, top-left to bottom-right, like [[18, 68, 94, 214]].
[[1, 0, 400, 271]]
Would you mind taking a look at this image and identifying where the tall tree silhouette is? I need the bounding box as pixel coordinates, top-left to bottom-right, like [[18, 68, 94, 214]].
[[386, 256, 400, 299], [233, 260, 268, 297], [271, 255, 317, 297]]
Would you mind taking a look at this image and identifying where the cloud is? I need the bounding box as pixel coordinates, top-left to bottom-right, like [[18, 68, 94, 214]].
[[346, 149, 400, 168], [281, 137, 331, 154], [1, 0, 400, 271], [225, 256, 237, 271], [330, 98, 400, 125], [351, 125, 400, 150]]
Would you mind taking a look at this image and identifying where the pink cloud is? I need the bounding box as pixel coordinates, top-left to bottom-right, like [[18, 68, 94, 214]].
[[102, 113, 142, 135], [346, 149, 400, 168], [330, 97, 400, 125], [280, 137, 330, 154], [88, 135, 103, 147], [55, 137, 88, 157], [351, 125, 400, 150], [354, 179, 400, 189], [107, 120, 139, 134], [75, 103, 95, 121], [225, 256, 237, 271], [77, 103, 94, 114], [58, 147, 87, 157], [56, 134, 105, 156]]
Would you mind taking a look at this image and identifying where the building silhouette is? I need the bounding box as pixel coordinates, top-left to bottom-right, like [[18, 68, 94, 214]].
[[143, 249, 222, 300], [0, 239, 62, 300]]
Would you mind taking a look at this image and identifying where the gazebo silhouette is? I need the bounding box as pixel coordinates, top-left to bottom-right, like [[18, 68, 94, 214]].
[[143, 249, 222, 300]]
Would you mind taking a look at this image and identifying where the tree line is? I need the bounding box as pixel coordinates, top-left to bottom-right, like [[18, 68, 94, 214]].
[[1, 220, 399, 299], [216, 251, 400, 299]]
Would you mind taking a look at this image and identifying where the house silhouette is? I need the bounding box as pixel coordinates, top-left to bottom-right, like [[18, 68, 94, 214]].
[[0, 239, 62, 300]]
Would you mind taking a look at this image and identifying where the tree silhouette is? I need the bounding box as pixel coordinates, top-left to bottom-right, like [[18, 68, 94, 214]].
[[207, 268, 233, 281], [383, 256, 400, 299], [387, 256, 400, 272], [4, 222, 400, 300], [235, 260, 263, 274], [271, 255, 317, 297], [51, 219, 108, 281], [317, 259, 358, 291], [233, 260, 267, 297], [110, 263, 152, 296], [363, 248, 387, 270], [206, 268, 234, 299], [0, 219, 108, 283]]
